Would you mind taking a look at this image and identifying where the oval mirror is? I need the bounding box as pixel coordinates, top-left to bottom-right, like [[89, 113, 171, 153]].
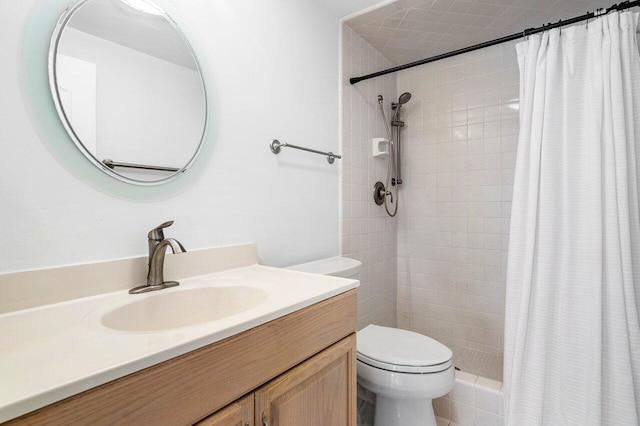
[[49, 0, 207, 185]]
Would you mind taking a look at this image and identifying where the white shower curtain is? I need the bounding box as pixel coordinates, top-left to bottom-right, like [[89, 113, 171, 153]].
[[504, 11, 640, 425]]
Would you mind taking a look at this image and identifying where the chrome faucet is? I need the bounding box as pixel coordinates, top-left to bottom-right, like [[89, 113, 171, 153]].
[[129, 221, 186, 294]]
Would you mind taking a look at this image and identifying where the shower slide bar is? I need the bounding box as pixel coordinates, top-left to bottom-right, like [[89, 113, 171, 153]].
[[102, 159, 180, 172], [269, 139, 342, 164], [350, 0, 640, 85]]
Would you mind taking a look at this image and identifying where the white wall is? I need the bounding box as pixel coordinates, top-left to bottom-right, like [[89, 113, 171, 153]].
[[340, 24, 397, 329], [0, 0, 340, 273], [395, 42, 520, 358]]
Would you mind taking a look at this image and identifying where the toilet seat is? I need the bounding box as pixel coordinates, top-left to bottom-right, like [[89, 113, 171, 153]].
[[357, 325, 453, 374], [357, 352, 452, 373]]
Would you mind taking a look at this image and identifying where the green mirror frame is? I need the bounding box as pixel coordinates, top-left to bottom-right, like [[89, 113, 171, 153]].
[[22, 0, 216, 200]]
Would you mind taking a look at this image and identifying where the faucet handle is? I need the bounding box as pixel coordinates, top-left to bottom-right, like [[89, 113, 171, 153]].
[[148, 220, 174, 240]]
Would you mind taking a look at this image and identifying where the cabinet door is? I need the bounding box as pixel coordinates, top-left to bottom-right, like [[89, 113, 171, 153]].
[[196, 394, 254, 426], [255, 334, 356, 426]]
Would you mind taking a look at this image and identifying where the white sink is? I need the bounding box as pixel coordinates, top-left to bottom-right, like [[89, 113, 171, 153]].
[[99, 286, 269, 332]]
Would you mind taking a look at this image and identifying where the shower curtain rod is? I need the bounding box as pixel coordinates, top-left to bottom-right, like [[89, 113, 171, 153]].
[[349, 0, 640, 85]]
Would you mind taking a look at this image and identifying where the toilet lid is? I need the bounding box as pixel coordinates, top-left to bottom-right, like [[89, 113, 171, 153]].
[[357, 325, 453, 372]]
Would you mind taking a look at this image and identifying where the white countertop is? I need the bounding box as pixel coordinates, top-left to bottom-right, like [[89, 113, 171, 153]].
[[0, 264, 358, 422]]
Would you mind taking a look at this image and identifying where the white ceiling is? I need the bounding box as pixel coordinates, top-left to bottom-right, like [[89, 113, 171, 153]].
[[68, 0, 198, 70], [315, 0, 389, 18], [345, 0, 637, 65]]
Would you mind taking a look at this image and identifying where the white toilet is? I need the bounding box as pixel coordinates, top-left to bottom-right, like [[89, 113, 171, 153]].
[[357, 325, 455, 426], [288, 257, 455, 426]]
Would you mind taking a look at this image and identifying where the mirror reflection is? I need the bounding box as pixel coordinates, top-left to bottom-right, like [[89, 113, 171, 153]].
[[51, 0, 207, 184]]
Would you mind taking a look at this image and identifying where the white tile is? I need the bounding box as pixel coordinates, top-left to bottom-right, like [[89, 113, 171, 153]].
[[484, 105, 502, 122], [484, 137, 501, 154], [468, 107, 484, 124], [468, 123, 484, 140], [475, 381, 501, 414], [484, 121, 501, 138], [451, 401, 475, 426], [467, 92, 484, 109], [474, 408, 502, 426], [455, 369, 478, 384], [453, 125, 468, 141], [451, 378, 475, 406], [501, 118, 519, 136], [476, 376, 502, 392], [468, 139, 484, 156]]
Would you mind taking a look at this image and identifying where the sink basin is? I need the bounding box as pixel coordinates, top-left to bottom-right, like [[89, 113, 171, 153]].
[[100, 286, 269, 332]]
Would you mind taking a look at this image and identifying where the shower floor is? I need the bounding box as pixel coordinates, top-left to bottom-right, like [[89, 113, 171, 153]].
[[452, 347, 503, 382]]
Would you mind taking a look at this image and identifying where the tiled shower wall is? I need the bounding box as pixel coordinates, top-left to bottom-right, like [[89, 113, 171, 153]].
[[395, 42, 520, 357], [340, 24, 397, 330]]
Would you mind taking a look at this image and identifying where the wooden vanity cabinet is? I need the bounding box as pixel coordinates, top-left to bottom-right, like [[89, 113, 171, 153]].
[[199, 334, 356, 426], [6, 290, 356, 426]]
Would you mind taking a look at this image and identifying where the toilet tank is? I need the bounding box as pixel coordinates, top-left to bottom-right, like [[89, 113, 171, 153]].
[[287, 256, 362, 280]]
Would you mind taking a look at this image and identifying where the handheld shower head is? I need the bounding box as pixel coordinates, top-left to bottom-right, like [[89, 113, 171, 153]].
[[391, 92, 412, 123], [398, 92, 412, 105]]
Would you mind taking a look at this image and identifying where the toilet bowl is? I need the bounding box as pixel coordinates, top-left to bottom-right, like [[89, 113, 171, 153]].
[[287, 257, 454, 426]]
